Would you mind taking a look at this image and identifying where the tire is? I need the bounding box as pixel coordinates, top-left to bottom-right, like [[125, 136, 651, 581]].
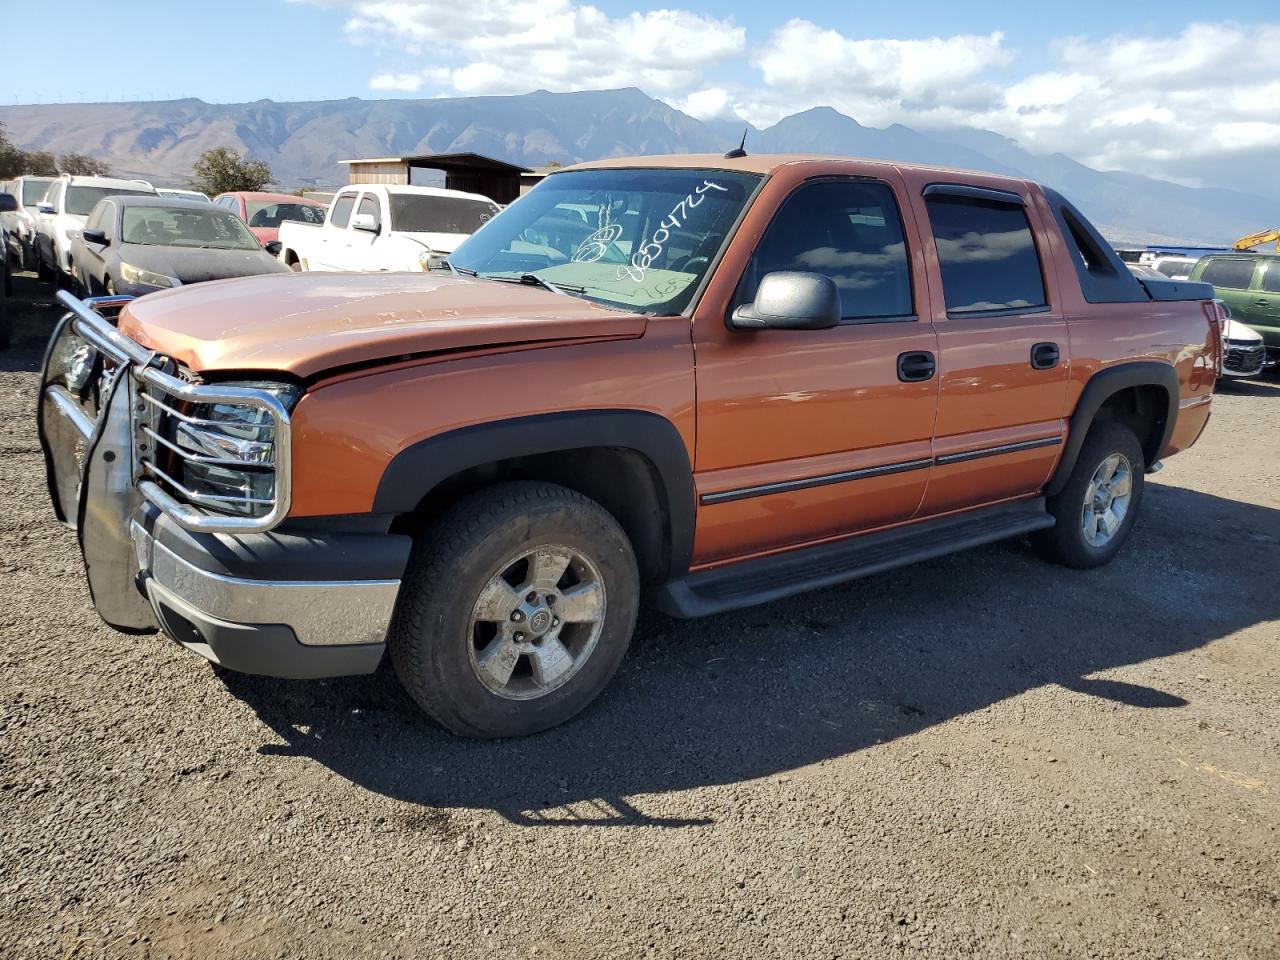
[[1033, 421, 1146, 569], [390, 481, 640, 738], [37, 248, 53, 284]]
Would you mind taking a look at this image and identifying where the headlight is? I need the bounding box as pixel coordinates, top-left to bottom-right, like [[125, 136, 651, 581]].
[[417, 249, 433, 271], [171, 381, 300, 516], [53, 333, 98, 395], [120, 262, 178, 289]]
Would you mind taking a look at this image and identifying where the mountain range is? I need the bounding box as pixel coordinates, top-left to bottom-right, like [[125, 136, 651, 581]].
[[1, 87, 1271, 246]]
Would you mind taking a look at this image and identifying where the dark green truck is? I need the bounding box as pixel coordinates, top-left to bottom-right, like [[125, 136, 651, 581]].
[[1190, 253, 1280, 369]]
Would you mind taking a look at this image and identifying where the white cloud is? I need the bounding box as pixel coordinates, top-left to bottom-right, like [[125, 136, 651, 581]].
[[738, 22, 1011, 127], [369, 72, 427, 92], [676, 87, 733, 121], [305, 0, 744, 97]]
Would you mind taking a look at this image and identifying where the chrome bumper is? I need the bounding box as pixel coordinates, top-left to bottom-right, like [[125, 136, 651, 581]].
[[132, 519, 401, 648], [131, 516, 401, 678]]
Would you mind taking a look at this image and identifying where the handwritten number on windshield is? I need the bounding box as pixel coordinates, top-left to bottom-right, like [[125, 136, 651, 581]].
[[617, 181, 728, 282]]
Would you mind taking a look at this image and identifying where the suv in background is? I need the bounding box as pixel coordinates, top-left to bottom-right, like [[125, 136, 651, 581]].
[[1150, 256, 1198, 280], [1189, 254, 1280, 369], [34, 174, 157, 285], [0, 175, 55, 270]]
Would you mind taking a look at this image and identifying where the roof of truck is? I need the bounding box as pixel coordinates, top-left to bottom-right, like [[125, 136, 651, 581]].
[[565, 153, 1031, 187]]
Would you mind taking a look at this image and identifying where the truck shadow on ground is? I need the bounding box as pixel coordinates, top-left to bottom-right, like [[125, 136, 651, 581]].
[[221, 483, 1280, 827]]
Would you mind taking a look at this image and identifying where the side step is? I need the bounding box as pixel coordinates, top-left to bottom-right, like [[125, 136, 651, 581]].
[[651, 498, 1055, 619]]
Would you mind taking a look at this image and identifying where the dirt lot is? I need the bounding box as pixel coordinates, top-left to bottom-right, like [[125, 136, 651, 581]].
[[1, 271, 1278, 959]]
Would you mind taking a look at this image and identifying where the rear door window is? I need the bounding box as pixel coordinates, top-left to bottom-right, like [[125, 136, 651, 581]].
[[1200, 258, 1257, 290], [329, 193, 356, 229], [925, 195, 1047, 315], [1260, 264, 1280, 294]]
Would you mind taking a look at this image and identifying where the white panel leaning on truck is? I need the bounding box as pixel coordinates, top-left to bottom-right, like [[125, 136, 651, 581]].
[[276, 184, 500, 273]]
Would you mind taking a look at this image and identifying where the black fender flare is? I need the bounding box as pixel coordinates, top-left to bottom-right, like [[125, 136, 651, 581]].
[[1046, 361, 1180, 497], [372, 409, 695, 580]]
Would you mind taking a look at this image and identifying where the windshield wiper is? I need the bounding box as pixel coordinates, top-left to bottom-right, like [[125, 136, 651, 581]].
[[438, 260, 477, 276], [480, 273, 586, 297]]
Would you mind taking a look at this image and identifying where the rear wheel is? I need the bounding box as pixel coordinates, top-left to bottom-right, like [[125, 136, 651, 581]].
[[390, 482, 639, 738], [1033, 421, 1145, 569]]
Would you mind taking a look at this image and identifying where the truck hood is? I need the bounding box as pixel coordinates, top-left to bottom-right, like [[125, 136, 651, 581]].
[[117, 271, 648, 378]]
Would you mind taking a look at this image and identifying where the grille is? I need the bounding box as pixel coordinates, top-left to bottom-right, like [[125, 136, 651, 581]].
[[1224, 345, 1265, 373]]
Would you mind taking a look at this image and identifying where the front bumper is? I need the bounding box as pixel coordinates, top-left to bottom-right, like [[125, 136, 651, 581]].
[[37, 292, 412, 680], [134, 506, 409, 678]]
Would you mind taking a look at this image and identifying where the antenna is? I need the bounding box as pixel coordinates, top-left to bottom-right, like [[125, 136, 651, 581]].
[[723, 129, 748, 159]]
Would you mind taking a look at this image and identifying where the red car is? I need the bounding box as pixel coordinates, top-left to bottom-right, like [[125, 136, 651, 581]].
[[212, 191, 327, 245]]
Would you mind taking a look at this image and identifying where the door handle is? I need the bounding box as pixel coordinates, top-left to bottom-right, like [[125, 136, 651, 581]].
[[897, 351, 936, 382], [1031, 342, 1060, 370], [1255, 299, 1271, 306]]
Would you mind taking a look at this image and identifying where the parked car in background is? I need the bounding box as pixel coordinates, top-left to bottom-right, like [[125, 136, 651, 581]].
[[213, 192, 326, 245], [39, 155, 1219, 738], [1150, 256, 1197, 280], [156, 188, 210, 203], [0, 175, 55, 270], [0, 191, 14, 348], [70, 195, 290, 296], [276, 184, 498, 272], [34, 174, 156, 285], [1189, 253, 1280, 368]]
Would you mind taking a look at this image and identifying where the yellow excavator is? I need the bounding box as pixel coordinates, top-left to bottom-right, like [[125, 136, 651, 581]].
[[1232, 228, 1280, 252]]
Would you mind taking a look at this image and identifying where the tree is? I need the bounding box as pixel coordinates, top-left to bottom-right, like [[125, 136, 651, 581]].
[[21, 151, 58, 176], [58, 153, 112, 176], [0, 122, 60, 178], [190, 147, 273, 195], [0, 122, 19, 179]]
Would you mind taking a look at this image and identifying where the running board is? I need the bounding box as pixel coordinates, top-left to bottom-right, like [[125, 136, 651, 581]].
[[651, 498, 1055, 619]]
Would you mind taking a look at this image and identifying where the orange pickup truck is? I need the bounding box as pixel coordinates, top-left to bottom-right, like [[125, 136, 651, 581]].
[[38, 153, 1220, 737]]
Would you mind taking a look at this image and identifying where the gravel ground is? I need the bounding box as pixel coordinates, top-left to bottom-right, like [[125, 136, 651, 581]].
[[2, 271, 1278, 959]]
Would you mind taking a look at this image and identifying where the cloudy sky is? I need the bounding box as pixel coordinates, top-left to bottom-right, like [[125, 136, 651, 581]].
[[8, 1, 1280, 196]]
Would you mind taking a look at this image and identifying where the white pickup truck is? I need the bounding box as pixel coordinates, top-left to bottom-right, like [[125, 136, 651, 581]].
[[277, 183, 499, 272]]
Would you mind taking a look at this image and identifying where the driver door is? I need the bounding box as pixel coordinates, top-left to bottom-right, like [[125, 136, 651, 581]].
[[691, 171, 940, 564]]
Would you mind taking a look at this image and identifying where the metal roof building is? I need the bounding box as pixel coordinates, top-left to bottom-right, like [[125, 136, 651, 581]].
[[339, 153, 531, 204]]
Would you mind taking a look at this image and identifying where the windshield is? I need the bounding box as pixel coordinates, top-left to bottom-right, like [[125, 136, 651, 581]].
[[22, 179, 53, 205], [244, 200, 326, 228], [389, 194, 500, 234], [448, 168, 761, 314], [66, 186, 154, 216], [120, 206, 261, 250]]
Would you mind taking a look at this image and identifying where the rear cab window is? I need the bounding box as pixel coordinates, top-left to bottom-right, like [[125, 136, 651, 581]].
[[924, 188, 1047, 316], [1200, 258, 1259, 290]]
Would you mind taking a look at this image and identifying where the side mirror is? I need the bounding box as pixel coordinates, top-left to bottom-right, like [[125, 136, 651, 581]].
[[263, 240, 282, 256], [350, 213, 379, 234], [82, 229, 108, 246], [37, 203, 55, 215], [730, 272, 841, 331], [0, 192, 17, 214]]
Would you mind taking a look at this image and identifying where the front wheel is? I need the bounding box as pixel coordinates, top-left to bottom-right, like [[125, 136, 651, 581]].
[[1033, 421, 1146, 569], [390, 482, 639, 738]]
